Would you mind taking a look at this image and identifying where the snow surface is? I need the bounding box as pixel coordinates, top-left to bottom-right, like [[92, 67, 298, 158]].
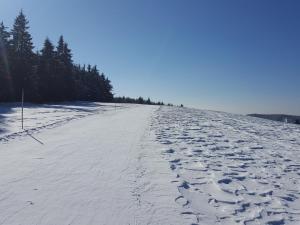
[[0, 103, 300, 225], [154, 107, 300, 225], [0, 102, 129, 141]]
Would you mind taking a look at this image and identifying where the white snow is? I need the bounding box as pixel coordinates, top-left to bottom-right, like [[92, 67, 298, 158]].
[[0, 103, 300, 225], [0, 102, 128, 141], [154, 107, 300, 225]]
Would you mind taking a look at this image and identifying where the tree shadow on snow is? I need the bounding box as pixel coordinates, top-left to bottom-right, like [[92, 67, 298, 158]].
[[24, 101, 104, 113], [0, 101, 107, 136], [0, 103, 14, 135]]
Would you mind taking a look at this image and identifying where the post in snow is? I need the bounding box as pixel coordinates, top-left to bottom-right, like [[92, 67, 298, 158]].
[[21, 88, 24, 130]]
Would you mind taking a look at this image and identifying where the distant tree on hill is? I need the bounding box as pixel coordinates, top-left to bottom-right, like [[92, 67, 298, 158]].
[[146, 98, 151, 105], [138, 97, 144, 104], [114, 96, 164, 105]]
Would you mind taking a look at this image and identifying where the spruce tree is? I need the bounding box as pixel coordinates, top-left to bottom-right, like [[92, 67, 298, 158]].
[[10, 10, 38, 101], [0, 22, 10, 46], [104, 76, 113, 101], [1, 11, 115, 104], [38, 38, 56, 101], [55, 36, 75, 101], [0, 22, 13, 101], [146, 98, 151, 105]]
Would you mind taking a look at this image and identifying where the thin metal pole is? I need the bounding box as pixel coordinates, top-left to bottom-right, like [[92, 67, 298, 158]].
[[21, 88, 24, 130]]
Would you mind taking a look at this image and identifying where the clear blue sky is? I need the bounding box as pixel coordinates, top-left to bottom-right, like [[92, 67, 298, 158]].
[[1, 0, 300, 114]]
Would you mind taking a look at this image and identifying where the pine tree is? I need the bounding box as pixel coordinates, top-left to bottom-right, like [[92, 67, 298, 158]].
[[0, 22, 13, 101], [55, 36, 75, 101], [104, 76, 113, 101], [138, 97, 144, 104], [37, 38, 56, 101], [1, 11, 115, 104], [56, 36, 64, 56], [10, 10, 38, 101], [41, 38, 55, 59], [0, 22, 10, 46], [146, 98, 151, 105], [10, 11, 34, 57]]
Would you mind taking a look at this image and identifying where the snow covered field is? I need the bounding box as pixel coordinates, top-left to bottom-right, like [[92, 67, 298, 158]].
[[154, 107, 300, 225], [0, 103, 300, 225], [0, 102, 128, 141]]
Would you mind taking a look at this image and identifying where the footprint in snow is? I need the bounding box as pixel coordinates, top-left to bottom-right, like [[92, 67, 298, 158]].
[[165, 148, 175, 154]]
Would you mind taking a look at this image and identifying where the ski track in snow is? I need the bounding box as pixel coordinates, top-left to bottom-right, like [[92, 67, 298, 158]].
[[153, 106, 300, 225]]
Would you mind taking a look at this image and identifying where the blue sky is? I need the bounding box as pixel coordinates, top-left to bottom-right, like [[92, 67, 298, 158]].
[[1, 0, 300, 114]]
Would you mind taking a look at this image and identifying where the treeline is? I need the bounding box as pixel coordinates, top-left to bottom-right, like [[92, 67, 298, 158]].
[[0, 11, 113, 103], [248, 114, 300, 125], [114, 96, 164, 105]]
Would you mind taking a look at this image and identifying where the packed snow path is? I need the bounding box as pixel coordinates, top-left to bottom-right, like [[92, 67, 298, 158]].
[[0, 104, 186, 225], [154, 107, 300, 225]]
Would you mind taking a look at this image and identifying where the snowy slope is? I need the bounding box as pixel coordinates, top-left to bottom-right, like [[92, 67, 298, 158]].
[[0, 103, 300, 225], [153, 107, 300, 225]]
